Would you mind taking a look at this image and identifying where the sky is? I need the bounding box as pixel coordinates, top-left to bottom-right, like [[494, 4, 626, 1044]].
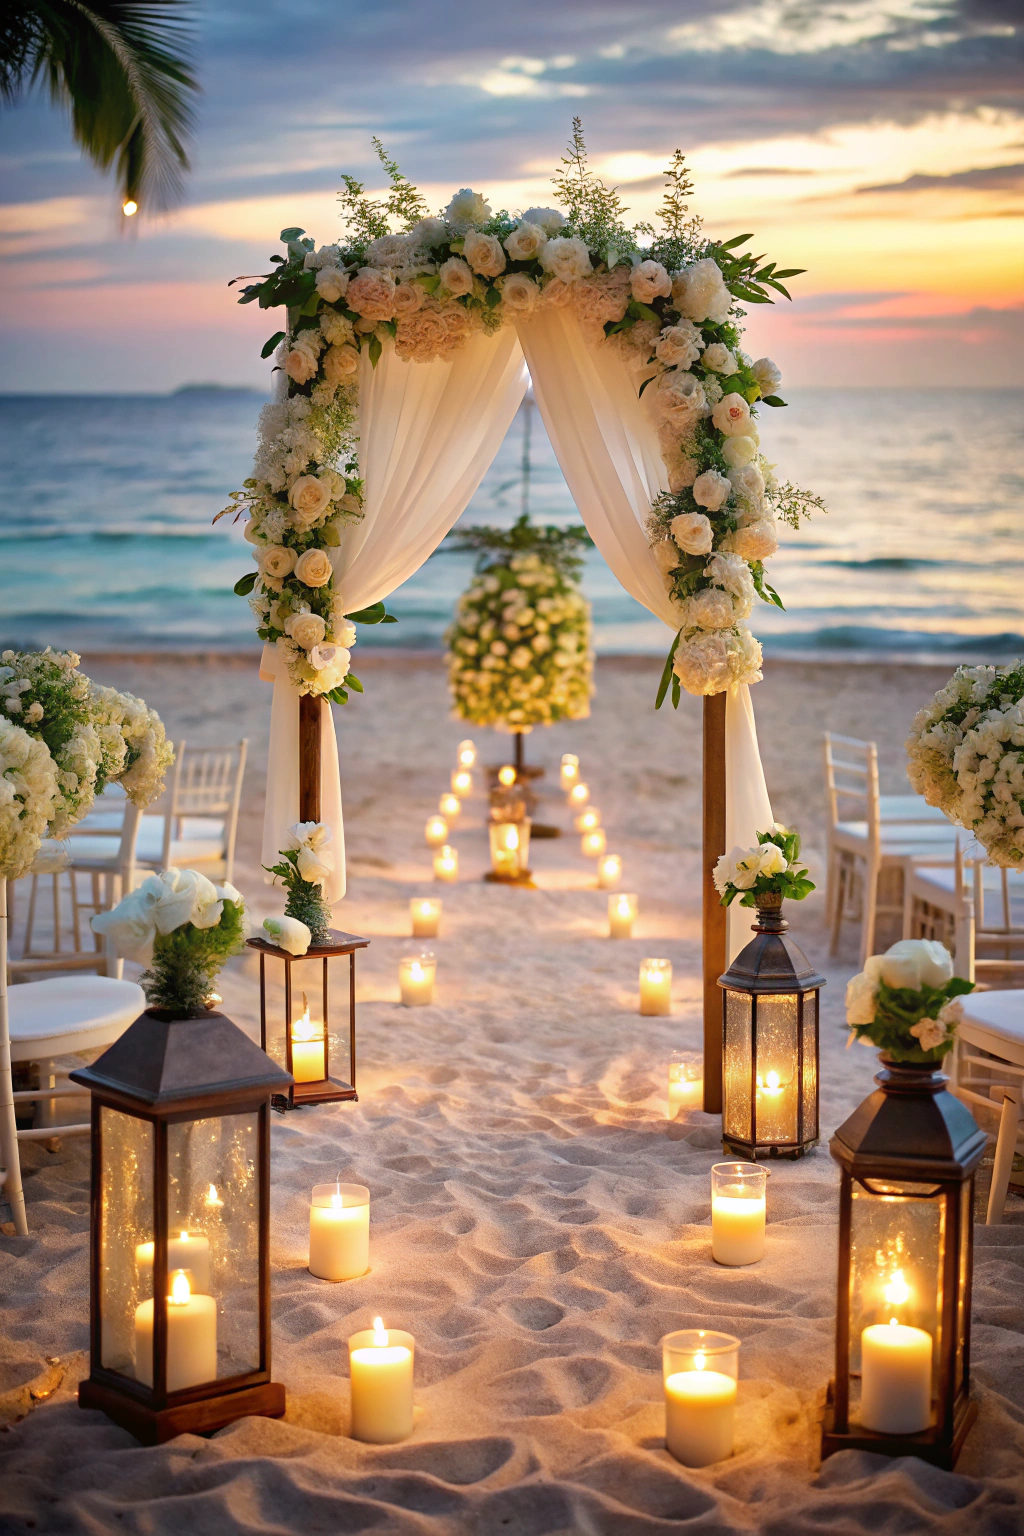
[[1, 0, 1021, 392]]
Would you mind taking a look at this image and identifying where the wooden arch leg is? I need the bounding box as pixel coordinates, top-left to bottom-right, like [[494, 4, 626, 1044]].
[[702, 693, 727, 1114], [299, 693, 322, 824]]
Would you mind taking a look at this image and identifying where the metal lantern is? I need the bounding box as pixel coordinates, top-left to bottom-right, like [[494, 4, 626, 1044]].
[[247, 927, 369, 1109], [822, 1056, 986, 1469], [718, 896, 824, 1159], [487, 818, 533, 885], [70, 1008, 292, 1444]]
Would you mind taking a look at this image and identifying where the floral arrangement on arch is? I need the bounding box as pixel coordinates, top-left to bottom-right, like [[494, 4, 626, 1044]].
[[0, 648, 173, 881], [444, 516, 593, 731], [713, 823, 815, 908], [845, 939, 973, 1063], [906, 661, 1024, 867], [227, 123, 822, 703]]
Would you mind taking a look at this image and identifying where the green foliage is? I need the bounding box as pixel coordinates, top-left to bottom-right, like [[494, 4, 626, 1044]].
[[710, 233, 806, 308], [372, 135, 428, 229], [849, 977, 975, 1064], [447, 514, 592, 583], [264, 849, 331, 945], [551, 116, 635, 256], [766, 480, 828, 530], [648, 150, 705, 273], [141, 898, 246, 1017]]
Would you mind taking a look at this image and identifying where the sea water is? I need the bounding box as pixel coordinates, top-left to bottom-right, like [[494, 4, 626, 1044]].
[[0, 387, 1020, 659]]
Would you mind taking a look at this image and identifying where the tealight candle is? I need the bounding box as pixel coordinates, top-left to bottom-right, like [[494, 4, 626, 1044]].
[[497, 765, 517, 787], [568, 780, 590, 808], [399, 952, 436, 1006], [135, 1271, 217, 1392], [711, 1161, 766, 1266], [662, 1330, 740, 1467], [136, 1230, 211, 1293], [457, 740, 477, 769], [575, 807, 601, 833], [451, 769, 473, 798], [434, 845, 458, 882], [597, 852, 622, 889], [559, 754, 580, 793], [581, 828, 607, 858], [608, 892, 637, 939], [309, 1181, 370, 1282], [668, 1056, 703, 1117], [859, 1269, 933, 1434], [639, 958, 672, 1016], [410, 897, 441, 938], [425, 814, 449, 848], [290, 994, 326, 1083], [204, 1183, 224, 1211], [348, 1317, 415, 1444], [438, 792, 461, 820]]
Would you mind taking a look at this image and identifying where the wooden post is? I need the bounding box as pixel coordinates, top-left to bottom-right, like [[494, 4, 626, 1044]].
[[298, 693, 322, 824], [702, 692, 727, 1114]]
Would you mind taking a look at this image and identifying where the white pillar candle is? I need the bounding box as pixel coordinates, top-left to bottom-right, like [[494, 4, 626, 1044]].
[[290, 998, 326, 1084], [425, 815, 449, 848], [597, 853, 622, 889], [457, 740, 477, 769], [639, 958, 672, 1016], [136, 1231, 211, 1294], [575, 806, 601, 833], [860, 1321, 933, 1434], [399, 953, 436, 1006], [581, 828, 607, 858], [668, 1059, 703, 1117], [433, 845, 458, 883], [711, 1163, 767, 1266], [559, 754, 579, 793], [410, 897, 441, 939], [568, 780, 590, 808], [349, 1318, 415, 1443], [309, 1182, 370, 1282], [608, 893, 637, 939], [135, 1271, 217, 1391], [665, 1366, 737, 1467], [438, 792, 461, 821], [451, 769, 473, 798]]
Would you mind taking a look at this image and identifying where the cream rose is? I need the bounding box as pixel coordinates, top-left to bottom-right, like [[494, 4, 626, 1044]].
[[712, 392, 752, 436], [259, 545, 297, 587], [655, 323, 702, 367], [293, 548, 333, 588], [680, 587, 737, 630], [285, 611, 326, 650], [331, 618, 357, 649], [346, 267, 396, 321], [721, 435, 759, 469], [463, 230, 506, 278], [671, 257, 732, 324], [651, 538, 680, 576], [752, 357, 782, 396], [670, 512, 714, 555], [725, 519, 779, 562], [288, 475, 333, 525], [728, 463, 766, 518], [499, 272, 540, 313], [631, 259, 671, 303], [701, 342, 738, 374], [283, 345, 318, 385], [315, 267, 349, 303], [439, 256, 475, 297], [392, 281, 424, 318], [668, 457, 699, 492], [322, 343, 360, 387], [504, 220, 548, 261], [522, 207, 565, 235], [409, 216, 448, 247], [539, 236, 593, 285], [653, 369, 707, 424], [692, 469, 731, 512], [444, 188, 492, 229]]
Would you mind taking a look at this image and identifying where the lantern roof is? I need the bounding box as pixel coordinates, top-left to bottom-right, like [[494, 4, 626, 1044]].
[[718, 909, 825, 996], [831, 1059, 987, 1183], [70, 1008, 292, 1109]]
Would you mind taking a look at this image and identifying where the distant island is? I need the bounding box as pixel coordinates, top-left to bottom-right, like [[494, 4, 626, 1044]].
[[171, 383, 266, 395]]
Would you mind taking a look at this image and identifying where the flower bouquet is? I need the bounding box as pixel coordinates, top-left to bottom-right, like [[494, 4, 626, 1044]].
[[92, 869, 247, 1018], [713, 824, 815, 910], [845, 939, 974, 1064], [264, 821, 334, 946]]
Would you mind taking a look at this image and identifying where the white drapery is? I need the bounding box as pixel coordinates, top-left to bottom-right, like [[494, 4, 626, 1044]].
[[260, 326, 529, 898]]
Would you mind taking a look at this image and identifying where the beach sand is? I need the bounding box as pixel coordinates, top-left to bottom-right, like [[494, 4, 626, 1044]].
[[2, 653, 1022, 1534]]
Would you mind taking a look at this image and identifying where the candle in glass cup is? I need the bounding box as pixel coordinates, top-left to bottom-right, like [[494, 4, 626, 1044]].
[[859, 1268, 933, 1434], [608, 893, 637, 939], [497, 765, 517, 787], [451, 769, 473, 798], [457, 740, 477, 769], [410, 897, 441, 938], [399, 952, 436, 1006], [434, 845, 458, 882], [290, 994, 326, 1083], [424, 814, 449, 848], [309, 1181, 370, 1282], [662, 1330, 740, 1467], [348, 1317, 415, 1444], [135, 1271, 217, 1392], [711, 1161, 766, 1266], [568, 780, 590, 809], [668, 1056, 703, 1117], [575, 807, 601, 833], [639, 958, 672, 1016], [597, 853, 622, 889], [438, 792, 461, 821], [559, 754, 580, 793], [581, 828, 607, 859]]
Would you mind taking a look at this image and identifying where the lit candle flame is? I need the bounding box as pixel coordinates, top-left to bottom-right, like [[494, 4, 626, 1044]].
[[170, 1270, 191, 1305], [693, 1351, 706, 1372], [179, 1230, 189, 1242], [293, 993, 315, 1041], [122, 199, 138, 217], [504, 826, 519, 851], [766, 1071, 780, 1091], [617, 898, 631, 917], [884, 1269, 911, 1308], [372, 1316, 388, 1347], [498, 765, 516, 786], [206, 1184, 220, 1205], [411, 963, 424, 981]]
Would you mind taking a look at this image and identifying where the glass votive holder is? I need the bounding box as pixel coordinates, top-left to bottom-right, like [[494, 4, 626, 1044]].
[[309, 1182, 370, 1282], [438, 792, 461, 820], [457, 739, 477, 768], [597, 852, 622, 889], [639, 957, 672, 1016], [581, 828, 607, 858], [568, 780, 590, 808], [662, 1329, 741, 1467], [575, 806, 601, 833], [410, 897, 441, 938], [424, 814, 449, 848], [451, 769, 473, 798], [399, 952, 436, 1006], [711, 1161, 767, 1267], [668, 1055, 703, 1117], [489, 819, 531, 879], [559, 754, 580, 792], [608, 892, 637, 939], [433, 845, 458, 882]]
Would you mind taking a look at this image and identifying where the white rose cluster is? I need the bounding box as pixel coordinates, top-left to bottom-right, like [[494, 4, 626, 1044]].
[[844, 939, 965, 1057], [92, 868, 245, 965]]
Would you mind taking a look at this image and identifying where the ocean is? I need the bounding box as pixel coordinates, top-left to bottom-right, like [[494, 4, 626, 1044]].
[[1, 387, 1021, 660]]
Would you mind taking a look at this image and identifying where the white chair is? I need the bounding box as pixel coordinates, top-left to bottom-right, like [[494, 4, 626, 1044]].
[[905, 843, 1024, 982], [949, 990, 1024, 1224], [903, 839, 975, 981], [0, 974, 144, 1235], [824, 732, 960, 964], [132, 739, 247, 884]]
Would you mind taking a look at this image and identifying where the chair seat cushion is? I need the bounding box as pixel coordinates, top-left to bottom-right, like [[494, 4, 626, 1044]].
[[959, 990, 1024, 1065], [135, 816, 225, 863], [879, 795, 949, 823], [6, 976, 145, 1061]]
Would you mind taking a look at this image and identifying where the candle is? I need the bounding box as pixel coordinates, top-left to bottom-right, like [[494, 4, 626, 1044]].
[[755, 1069, 795, 1144], [597, 852, 622, 889], [662, 1330, 740, 1468], [425, 815, 449, 848], [490, 820, 528, 878], [668, 1057, 703, 1117], [859, 1269, 933, 1434], [204, 1183, 224, 1211], [457, 739, 477, 768], [608, 893, 637, 939], [581, 828, 607, 858], [639, 958, 672, 1016], [135, 1271, 217, 1392], [451, 769, 473, 798], [309, 1181, 370, 1282], [575, 807, 601, 833], [136, 1230, 211, 1293], [559, 754, 580, 793], [290, 995, 326, 1083], [349, 1317, 415, 1443], [568, 780, 590, 808], [410, 897, 441, 939], [497, 765, 517, 787], [399, 952, 436, 1006], [711, 1162, 766, 1266], [433, 845, 458, 883], [438, 792, 461, 820]]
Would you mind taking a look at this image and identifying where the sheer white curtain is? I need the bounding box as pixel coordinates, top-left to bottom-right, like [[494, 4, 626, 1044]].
[[261, 327, 528, 900], [516, 307, 773, 957]]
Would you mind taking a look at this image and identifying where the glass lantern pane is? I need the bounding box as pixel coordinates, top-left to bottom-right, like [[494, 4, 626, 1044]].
[[99, 1106, 154, 1380], [723, 990, 752, 1143], [264, 956, 351, 1088], [753, 993, 799, 1146], [167, 1110, 261, 1384], [801, 992, 818, 1141], [955, 1180, 971, 1397]]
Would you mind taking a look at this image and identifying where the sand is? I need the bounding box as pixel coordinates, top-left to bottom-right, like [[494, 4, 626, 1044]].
[[2, 653, 1022, 1535]]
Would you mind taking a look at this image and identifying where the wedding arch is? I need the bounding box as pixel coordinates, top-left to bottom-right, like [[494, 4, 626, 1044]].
[[223, 126, 824, 1110]]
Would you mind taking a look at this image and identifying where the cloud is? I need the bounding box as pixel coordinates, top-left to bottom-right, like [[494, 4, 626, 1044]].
[[723, 166, 815, 177], [858, 160, 1024, 192]]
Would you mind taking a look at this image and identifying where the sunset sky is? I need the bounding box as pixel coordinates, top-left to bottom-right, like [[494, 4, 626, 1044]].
[[1, 0, 1021, 393]]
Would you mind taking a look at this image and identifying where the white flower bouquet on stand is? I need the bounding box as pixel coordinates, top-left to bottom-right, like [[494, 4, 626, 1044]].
[[264, 821, 335, 947], [714, 824, 815, 911], [845, 939, 974, 1064]]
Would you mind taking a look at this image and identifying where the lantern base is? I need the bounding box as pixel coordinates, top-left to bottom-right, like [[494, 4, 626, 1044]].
[[483, 869, 536, 888], [530, 823, 562, 839], [821, 1380, 977, 1470], [78, 1376, 286, 1446], [722, 1135, 817, 1161], [275, 1075, 357, 1111]]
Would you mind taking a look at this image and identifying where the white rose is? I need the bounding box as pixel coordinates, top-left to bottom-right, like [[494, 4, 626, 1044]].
[[500, 272, 540, 312], [670, 512, 714, 555], [681, 587, 737, 630], [725, 519, 779, 562], [521, 207, 566, 235], [756, 842, 787, 876], [651, 538, 680, 576], [705, 551, 755, 607], [293, 548, 333, 588], [877, 938, 954, 991], [262, 915, 311, 957], [463, 229, 506, 278], [712, 393, 753, 436], [331, 618, 357, 648], [409, 216, 448, 247], [692, 469, 732, 512], [668, 457, 699, 493], [504, 221, 548, 261], [322, 343, 359, 386], [259, 545, 297, 586], [444, 188, 492, 229], [653, 369, 707, 425], [752, 357, 782, 396], [845, 970, 879, 1026], [655, 322, 702, 367], [285, 612, 326, 650], [315, 267, 349, 303], [283, 346, 318, 385], [909, 1016, 949, 1052], [439, 256, 475, 297], [631, 259, 672, 304], [701, 342, 738, 375], [731, 848, 763, 890], [288, 475, 333, 525], [539, 236, 593, 285], [308, 644, 350, 688], [721, 435, 758, 469], [728, 463, 766, 519], [672, 257, 732, 324], [713, 845, 754, 893]]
